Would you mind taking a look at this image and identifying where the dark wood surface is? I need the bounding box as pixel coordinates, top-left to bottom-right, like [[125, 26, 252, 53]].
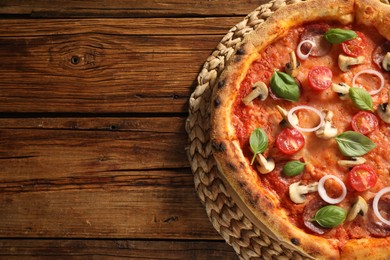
[[0, 1, 268, 258]]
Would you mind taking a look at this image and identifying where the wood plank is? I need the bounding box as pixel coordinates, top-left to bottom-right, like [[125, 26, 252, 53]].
[[0, 0, 267, 18], [0, 239, 237, 259], [0, 117, 188, 179], [0, 18, 241, 113], [0, 175, 220, 239], [0, 18, 241, 36], [0, 117, 221, 239]]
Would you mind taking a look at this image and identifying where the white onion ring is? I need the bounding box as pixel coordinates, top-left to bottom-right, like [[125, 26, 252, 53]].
[[352, 69, 385, 96], [318, 175, 347, 204], [297, 40, 316, 60], [287, 105, 325, 133], [373, 186, 390, 226]]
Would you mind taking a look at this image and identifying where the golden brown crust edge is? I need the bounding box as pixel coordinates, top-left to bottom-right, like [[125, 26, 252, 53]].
[[208, 0, 390, 259], [356, 0, 390, 40], [341, 238, 390, 259]]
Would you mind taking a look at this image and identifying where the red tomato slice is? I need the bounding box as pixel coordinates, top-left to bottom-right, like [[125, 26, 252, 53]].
[[348, 164, 377, 192], [276, 128, 305, 155], [341, 31, 367, 57], [351, 111, 379, 135], [308, 66, 333, 91]]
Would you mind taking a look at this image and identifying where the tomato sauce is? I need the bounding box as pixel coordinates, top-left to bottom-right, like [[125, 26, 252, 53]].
[[232, 22, 390, 243]]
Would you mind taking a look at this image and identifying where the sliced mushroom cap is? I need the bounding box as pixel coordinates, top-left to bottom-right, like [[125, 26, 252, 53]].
[[315, 110, 338, 139], [377, 91, 390, 123], [255, 154, 275, 174], [338, 54, 365, 72], [332, 82, 350, 100], [242, 82, 268, 105], [289, 181, 318, 204], [285, 51, 300, 77], [338, 156, 366, 167], [276, 105, 298, 127], [382, 52, 390, 71], [347, 196, 369, 221]]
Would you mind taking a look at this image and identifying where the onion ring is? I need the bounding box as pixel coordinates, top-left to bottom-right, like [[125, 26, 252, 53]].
[[318, 175, 347, 204], [287, 105, 325, 133], [297, 40, 316, 60], [352, 69, 385, 95], [373, 186, 390, 226]]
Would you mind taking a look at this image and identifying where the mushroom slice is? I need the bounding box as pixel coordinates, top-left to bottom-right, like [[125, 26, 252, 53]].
[[377, 91, 390, 123], [332, 82, 350, 100], [347, 196, 369, 221], [338, 156, 366, 167], [289, 181, 318, 204], [276, 105, 298, 127], [338, 54, 365, 72], [285, 51, 300, 77], [315, 110, 338, 139], [242, 82, 268, 105], [382, 52, 390, 71], [255, 154, 275, 174]]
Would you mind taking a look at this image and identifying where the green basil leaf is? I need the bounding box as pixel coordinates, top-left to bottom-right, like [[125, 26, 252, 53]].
[[335, 131, 376, 157], [250, 128, 268, 165], [312, 205, 346, 228], [349, 87, 374, 112], [283, 161, 306, 177], [270, 71, 300, 102], [324, 28, 357, 44]]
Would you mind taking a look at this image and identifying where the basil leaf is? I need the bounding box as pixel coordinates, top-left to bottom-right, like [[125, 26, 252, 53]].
[[335, 131, 376, 157], [283, 161, 306, 177], [349, 87, 374, 112], [313, 205, 346, 228], [250, 128, 268, 165], [270, 71, 300, 102], [324, 28, 357, 44]]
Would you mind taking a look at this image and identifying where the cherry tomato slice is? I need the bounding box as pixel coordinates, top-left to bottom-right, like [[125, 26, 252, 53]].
[[276, 128, 305, 155], [351, 111, 379, 135], [341, 31, 367, 57], [348, 164, 377, 192], [308, 66, 333, 91]]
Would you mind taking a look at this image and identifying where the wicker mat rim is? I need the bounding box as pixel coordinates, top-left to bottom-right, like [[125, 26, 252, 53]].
[[185, 0, 310, 259]]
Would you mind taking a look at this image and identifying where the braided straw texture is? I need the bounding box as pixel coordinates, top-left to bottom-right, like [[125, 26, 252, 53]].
[[186, 0, 312, 259]]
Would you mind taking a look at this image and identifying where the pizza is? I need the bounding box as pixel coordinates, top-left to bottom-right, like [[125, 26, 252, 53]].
[[210, 0, 390, 258]]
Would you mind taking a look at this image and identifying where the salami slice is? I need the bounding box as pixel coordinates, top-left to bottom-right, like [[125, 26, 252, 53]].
[[366, 197, 390, 237], [373, 41, 390, 70], [303, 197, 328, 235], [300, 24, 332, 57]]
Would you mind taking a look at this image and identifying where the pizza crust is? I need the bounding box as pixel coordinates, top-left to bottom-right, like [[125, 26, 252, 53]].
[[211, 0, 390, 259], [356, 0, 390, 39]]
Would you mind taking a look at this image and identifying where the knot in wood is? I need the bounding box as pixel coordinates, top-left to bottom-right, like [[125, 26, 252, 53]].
[[52, 39, 104, 71]]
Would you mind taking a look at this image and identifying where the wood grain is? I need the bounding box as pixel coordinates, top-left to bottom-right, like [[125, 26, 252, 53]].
[[0, 117, 188, 179], [0, 0, 252, 257], [0, 0, 266, 18], [0, 18, 240, 114], [0, 117, 222, 239], [0, 239, 238, 259], [0, 177, 219, 239]]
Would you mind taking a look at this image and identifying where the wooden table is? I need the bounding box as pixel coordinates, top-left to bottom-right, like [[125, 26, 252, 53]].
[[0, 1, 270, 258]]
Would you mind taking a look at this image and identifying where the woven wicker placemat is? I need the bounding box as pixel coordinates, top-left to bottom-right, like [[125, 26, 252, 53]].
[[185, 0, 310, 259]]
